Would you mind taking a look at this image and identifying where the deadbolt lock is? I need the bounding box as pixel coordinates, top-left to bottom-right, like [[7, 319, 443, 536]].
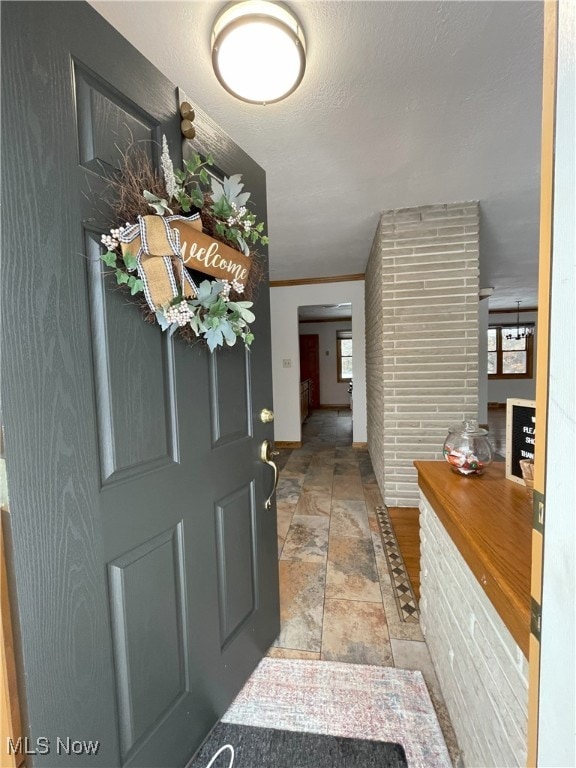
[[260, 408, 274, 424]]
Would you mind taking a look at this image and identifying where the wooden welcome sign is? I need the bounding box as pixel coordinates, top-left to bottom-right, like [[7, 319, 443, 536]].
[[121, 215, 252, 312], [172, 219, 251, 285]]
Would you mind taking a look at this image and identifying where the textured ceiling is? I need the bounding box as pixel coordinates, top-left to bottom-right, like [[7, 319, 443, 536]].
[[92, 0, 544, 309]]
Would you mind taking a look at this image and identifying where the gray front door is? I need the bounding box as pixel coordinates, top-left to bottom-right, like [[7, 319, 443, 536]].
[[1, 3, 279, 766]]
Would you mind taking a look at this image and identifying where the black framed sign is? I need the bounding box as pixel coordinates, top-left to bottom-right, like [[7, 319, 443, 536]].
[[506, 398, 536, 484]]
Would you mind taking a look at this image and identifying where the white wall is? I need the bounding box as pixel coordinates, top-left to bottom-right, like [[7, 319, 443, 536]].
[[538, 3, 575, 764], [298, 321, 352, 406], [487, 311, 538, 403], [271, 282, 366, 444]]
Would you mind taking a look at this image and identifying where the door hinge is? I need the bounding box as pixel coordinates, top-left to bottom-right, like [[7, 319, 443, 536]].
[[531, 598, 542, 642], [533, 490, 545, 534]]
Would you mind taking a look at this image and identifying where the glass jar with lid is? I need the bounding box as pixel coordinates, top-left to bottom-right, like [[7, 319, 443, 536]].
[[443, 420, 493, 476]]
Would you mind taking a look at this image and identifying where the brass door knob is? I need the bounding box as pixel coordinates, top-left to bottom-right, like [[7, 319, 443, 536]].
[[260, 408, 274, 423]]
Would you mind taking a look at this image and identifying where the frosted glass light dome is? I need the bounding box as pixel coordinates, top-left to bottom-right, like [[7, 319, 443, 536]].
[[211, 1, 306, 104]]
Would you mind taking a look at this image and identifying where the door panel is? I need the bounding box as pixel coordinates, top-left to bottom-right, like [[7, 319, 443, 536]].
[[1, 3, 279, 766], [74, 60, 157, 175], [86, 234, 178, 483], [209, 345, 252, 446], [108, 523, 189, 760], [215, 482, 257, 647]]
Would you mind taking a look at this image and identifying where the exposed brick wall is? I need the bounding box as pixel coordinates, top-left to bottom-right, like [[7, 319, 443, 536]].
[[419, 492, 528, 767], [365, 203, 479, 506], [365, 228, 385, 486]]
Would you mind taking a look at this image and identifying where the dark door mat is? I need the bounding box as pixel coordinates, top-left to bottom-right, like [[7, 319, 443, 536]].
[[189, 721, 408, 767]]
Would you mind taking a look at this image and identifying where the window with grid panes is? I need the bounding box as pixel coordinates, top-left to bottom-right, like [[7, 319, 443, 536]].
[[487, 325, 534, 378], [337, 331, 353, 381]]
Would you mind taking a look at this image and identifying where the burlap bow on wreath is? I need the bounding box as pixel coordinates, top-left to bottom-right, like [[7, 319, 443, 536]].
[[119, 214, 253, 313]]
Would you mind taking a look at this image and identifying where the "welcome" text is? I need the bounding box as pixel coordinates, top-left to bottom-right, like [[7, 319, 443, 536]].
[[181, 239, 248, 283]]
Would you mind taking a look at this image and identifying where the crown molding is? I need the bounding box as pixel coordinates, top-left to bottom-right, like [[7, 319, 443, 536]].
[[299, 317, 352, 324], [269, 274, 365, 287]]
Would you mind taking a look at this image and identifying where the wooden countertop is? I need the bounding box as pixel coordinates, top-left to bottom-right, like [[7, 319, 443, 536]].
[[414, 461, 531, 658]]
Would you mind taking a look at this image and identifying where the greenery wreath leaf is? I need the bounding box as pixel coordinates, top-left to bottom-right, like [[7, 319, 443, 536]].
[[143, 190, 173, 215], [122, 251, 138, 271], [102, 250, 118, 268]]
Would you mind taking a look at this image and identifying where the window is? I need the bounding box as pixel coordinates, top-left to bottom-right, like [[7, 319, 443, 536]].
[[337, 331, 353, 382], [488, 325, 534, 378]]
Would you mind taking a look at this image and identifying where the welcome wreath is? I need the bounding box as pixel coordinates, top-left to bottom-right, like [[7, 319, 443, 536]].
[[100, 137, 268, 351]]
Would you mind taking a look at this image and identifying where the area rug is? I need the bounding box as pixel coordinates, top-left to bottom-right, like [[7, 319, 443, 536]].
[[189, 722, 408, 767], [375, 505, 420, 623], [221, 658, 451, 768]]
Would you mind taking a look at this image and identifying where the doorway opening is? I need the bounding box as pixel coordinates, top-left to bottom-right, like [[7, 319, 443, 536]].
[[297, 303, 353, 428]]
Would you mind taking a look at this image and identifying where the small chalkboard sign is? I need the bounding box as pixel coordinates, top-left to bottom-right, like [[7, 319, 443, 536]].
[[506, 398, 536, 484]]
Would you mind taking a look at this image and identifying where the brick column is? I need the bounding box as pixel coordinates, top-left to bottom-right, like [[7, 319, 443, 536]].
[[365, 202, 479, 506]]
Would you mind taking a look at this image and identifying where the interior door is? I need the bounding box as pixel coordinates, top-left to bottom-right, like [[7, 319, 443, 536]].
[[0, 3, 279, 766], [299, 335, 320, 408]]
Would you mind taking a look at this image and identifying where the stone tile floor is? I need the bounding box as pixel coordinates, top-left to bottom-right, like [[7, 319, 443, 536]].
[[269, 408, 461, 766]]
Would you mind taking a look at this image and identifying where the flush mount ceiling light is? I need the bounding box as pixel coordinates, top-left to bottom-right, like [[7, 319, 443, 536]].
[[211, 1, 306, 105]]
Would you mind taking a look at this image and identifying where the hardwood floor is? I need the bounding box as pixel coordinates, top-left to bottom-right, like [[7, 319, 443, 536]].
[[386, 407, 506, 602], [388, 507, 421, 601], [487, 404, 507, 458]]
